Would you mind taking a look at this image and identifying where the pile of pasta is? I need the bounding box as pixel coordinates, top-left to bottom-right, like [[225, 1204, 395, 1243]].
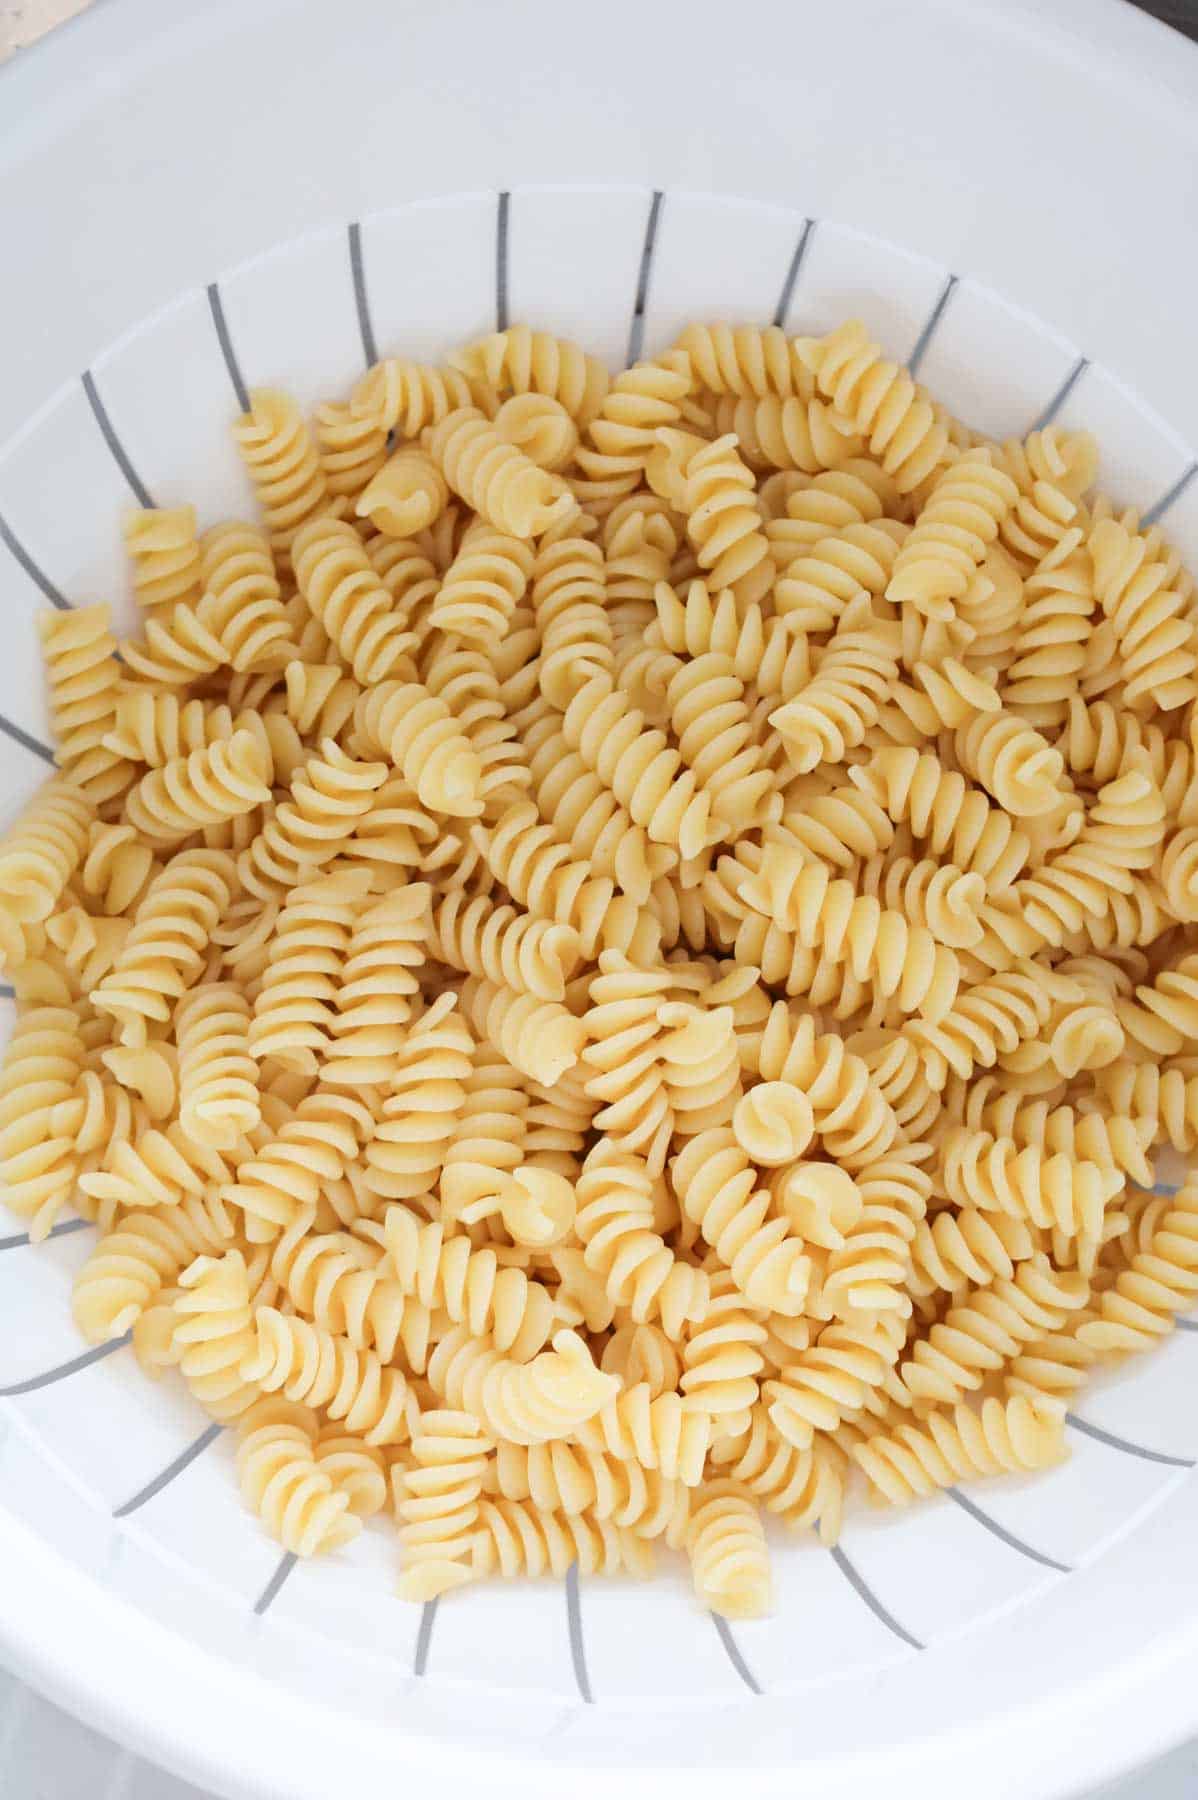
[[2, 317, 1197, 1621]]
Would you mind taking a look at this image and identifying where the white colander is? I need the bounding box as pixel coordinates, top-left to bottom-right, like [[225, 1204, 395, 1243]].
[[1, 2, 1197, 1795]]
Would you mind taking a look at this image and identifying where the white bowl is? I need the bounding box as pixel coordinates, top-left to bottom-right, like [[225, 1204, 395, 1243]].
[[2, 2, 1198, 1796]]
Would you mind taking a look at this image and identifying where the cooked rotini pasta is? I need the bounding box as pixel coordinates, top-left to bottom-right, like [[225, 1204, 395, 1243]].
[[5, 314, 1196, 1617]]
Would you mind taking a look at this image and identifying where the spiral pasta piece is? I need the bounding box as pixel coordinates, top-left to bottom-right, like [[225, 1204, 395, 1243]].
[[424, 406, 576, 538], [528, 725, 672, 906], [473, 802, 659, 962], [123, 731, 272, 849], [657, 650, 776, 830], [850, 746, 1030, 888], [395, 1410, 492, 1599], [195, 520, 296, 673], [571, 351, 693, 509], [852, 1395, 1067, 1504], [72, 1203, 230, 1344], [314, 399, 388, 502], [686, 1480, 770, 1619], [955, 707, 1068, 818], [493, 1438, 688, 1542], [233, 387, 334, 555], [236, 1399, 358, 1555], [79, 820, 159, 917], [171, 1250, 263, 1420], [427, 1324, 617, 1445], [659, 998, 743, 1138], [123, 505, 202, 620], [885, 448, 1018, 621], [350, 357, 473, 436], [38, 605, 136, 807], [532, 515, 614, 707], [661, 430, 774, 607], [225, 1090, 377, 1241], [449, 326, 609, 427], [770, 596, 901, 771], [291, 515, 417, 684], [1090, 516, 1198, 714], [1076, 1179, 1198, 1354], [575, 1141, 709, 1335], [562, 672, 714, 858], [356, 447, 448, 539], [731, 1081, 815, 1167], [0, 1004, 87, 1238], [383, 1209, 557, 1359], [795, 320, 951, 493], [470, 1498, 653, 1580], [940, 1124, 1122, 1241], [318, 882, 427, 1088], [427, 516, 534, 645], [352, 679, 484, 819], [428, 889, 578, 1002], [673, 1129, 810, 1316], [418, 635, 528, 817], [237, 740, 388, 898], [1013, 762, 1166, 948], [716, 1405, 845, 1542], [0, 778, 92, 935], [492, 392, 579, 473], [241, 1306, 417, 1445], [248, 867, 369, 1072], [650, 577, 810, 704], [895, 1256, 1089, 1407], [175, 981, 260, 1148], [363, 993, 474, 1200], [458, 973, 585, 1087], [90, 848, 237, 1044]]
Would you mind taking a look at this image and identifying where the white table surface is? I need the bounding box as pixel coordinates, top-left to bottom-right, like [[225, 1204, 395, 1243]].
[[2, 1, 1198, 1794]]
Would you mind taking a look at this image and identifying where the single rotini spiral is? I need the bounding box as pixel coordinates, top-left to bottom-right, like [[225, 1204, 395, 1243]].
[[438, 1041, 528, 1217], [356, 448, 448, 539], [319, 882, 427, 1087], [241, 1306, 417, 1445], [237, 740, 388, 898], [562, 672, 715, 858], [715, 1404, 845, 1542], [795, 320, 951, 493], [123, 506, 202, 619], [771, 596, 901, 772], [492, 1438, 688, 1542], [493, 393, 580, 473], [573, 1383, 712, 1485], [659, 998, 743, 1139], [906, 1206, 1038, 1300], [291, 516, 417, 683], [233, 388, 331, 554], [906, 961, 1066, 1089], [196, 521, 296, 673], [686, 1479, 770, 1619], [712, 390, 863, 475], [0, 778, 92, 934], [1076, 1179, 1198, 1353], [236, 1399, 358, 1555], [350, 357, 474, 436], [418, 635, 528, 816], [363, 993, 474, 1199], [267, 1215, 432, 1370], [731, 1081, 815, 1167], [766, 465, 897, 577], [424, 406, 576, 538], [661, 429, 775, 606], [895, 1256, 1090, 1408], [428, 516, 534, 645], [673, 1129, 810, 1316], [458, 973, 585, 1087], [72, 1203, 230, 1344], [427, 889, 579, 1002], [849, 747, 1030, 888], [939, 1124, 1122, 1241], [172, 1250, 263, 1420], [818, 1150, 927, 1318], [851, 1395, 1067, 1504], [1090, 516, 1198, 714], [884, 448, 1018, 621], [672, 323, 804, 398], [90, 848, 237, 1044], [225, 1089, 377, 1240], [1060, 695, 1181, 790], [119, 600, 228, 691], [382, 1208, 558, 1359], [123, 731, 273, 848], [656, 650, 776, 832], [473, 803, 659, 962], [80, 820, 159, 916], [1013, 762, 1167, 949], [469, 1498, 653, 1580], [748, 1002, 900, 1168], [955, 707, 1068, 818], [38, 605, 135, 807], [532, 515, 614, 707], [175, 981, 260, 1148], [248, 867, 369, 1072], [314, 399, 388, 501], [773, 517, 905, 637], [732, 843, 960, 1020], [1117, 952, 1198, 1058], [528, 723, 673, 906], [1096, 1059, 1198, 1155], [974, 1087, 1153, 1186], [44, 906, 130, 992], [396, 1409, 493, 1600], [650, 579, 810, 709], [281, 659, 362, 749], [574, 1141, 710, 1335], [0, 1004, 86, 1238], [1002, 531, 1094, 724], [766, 1317, 906, 1454], [105, 690, 260, 771], [449, 326, 609, 427], [998, 427, 1096, 557], [352, 679, 484, 819], [571, 351, 693, 509], [856, 854, 986, 952], [427, 1323, 617, 1445]]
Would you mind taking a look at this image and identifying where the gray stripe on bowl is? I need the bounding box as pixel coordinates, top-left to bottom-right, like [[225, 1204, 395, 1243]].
[[1144, 459, 1198, 526], [0, 1217, 90, 1252], [348, 221, 378, 370], [81, 371, 154, 508], [773, 216, 816, 329], [0, 512, 72, 610], [1065, 1412, 1195, 1468], [254, 1551, 298, 1615], [625, 189, 664, 368], [947, 1486, 1072, 1573], [0, 712, 56, 765], [907, 271, 958, 376], [113, 1422, 224, 1518], [412, 1598, 437, 1676], [0, 1333, 131, 1396], [830, 1545, 923, 1650], [710, 1613, 762, 1694], [495, 191, 511, 335], [207, 281, 250, 413], [1028, 353, 1089, 432], [564, 1563, 592, 1702]]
